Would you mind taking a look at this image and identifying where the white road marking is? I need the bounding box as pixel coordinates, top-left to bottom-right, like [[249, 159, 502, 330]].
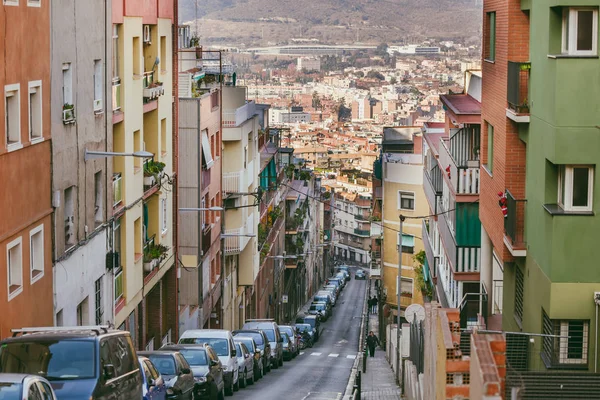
[[346, 354, 357, 359], [311, 352, 322, 356], [328, 353, 339, 357]]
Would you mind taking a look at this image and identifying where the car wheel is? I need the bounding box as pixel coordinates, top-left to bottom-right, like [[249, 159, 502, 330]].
[[218, 386, 225, 400], [233, 372, 240, 392], [272, 358, 279, 369], [225, 379, 234, 396], [259, 363, 264, 379], [239, 370, 247, 388]]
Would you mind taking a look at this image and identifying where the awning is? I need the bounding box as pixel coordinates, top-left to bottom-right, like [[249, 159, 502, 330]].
[[398, 234, 415, 247], [201, 130, 214, 169], [423, 258, 431, 282]]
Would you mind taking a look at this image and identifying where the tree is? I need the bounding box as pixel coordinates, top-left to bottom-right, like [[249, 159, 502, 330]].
[[366, 70, 385, 81], [390, 77, 397, 85]]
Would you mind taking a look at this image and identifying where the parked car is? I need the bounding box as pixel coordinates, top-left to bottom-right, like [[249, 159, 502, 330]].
[[234, 342, 254, 388], [335, 269, 351, 282], [158, 344, 225, 400], [0, 373, 57, 399], [241, 320, 284, 369], [294, 324, 315, 344], [139, 356, 167, 400], [138, 350, 195, 400], [313, 294, 333, 310], [234, 336, 264, 381], [0, 326, 142, 400], [317, 290, 336, 306], [281, 333, 294, 361], [323, 284, 340, 297], [301, 315, 321, 341], [278, 325, 299, 357], [178, 330, 239, 396], [355, 270, 367, 280], [308, 302, 329, 321], [232, 330, 271, 374]]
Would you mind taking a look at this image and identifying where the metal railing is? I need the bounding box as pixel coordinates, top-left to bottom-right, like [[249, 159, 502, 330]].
[[504, 189, 527, 250], [493, 279, 503, 314], [112, 80, 122, 111], [507, 61, 530, 114], [223, 170, 244, 194], [112, 173, 123, 207], [353, 228, 371, 237], [223, 101, 256, 128]]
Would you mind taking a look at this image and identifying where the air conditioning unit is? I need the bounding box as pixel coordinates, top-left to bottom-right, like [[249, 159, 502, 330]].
[[143, 25, 151, 43], [93, 99, 103, 113]]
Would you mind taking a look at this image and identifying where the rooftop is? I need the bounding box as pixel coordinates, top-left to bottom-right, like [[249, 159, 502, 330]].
[[439, 93, 481, 116], [382, 126, 422, 144]]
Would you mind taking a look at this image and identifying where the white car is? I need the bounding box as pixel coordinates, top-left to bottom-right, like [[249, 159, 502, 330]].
[[0, 373, 57, 399]]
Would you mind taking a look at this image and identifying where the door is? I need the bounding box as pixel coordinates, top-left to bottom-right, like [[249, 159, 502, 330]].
[[26, 381, 43, 400], [108, 335, 143, 400], [208, 347, 224, 391], [174, 353, 195, 397], [98, 338, 119, 399]]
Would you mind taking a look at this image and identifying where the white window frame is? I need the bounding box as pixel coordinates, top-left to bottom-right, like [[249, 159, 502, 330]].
[[93, 60, 103, 113], [6, 236, 23, 301], [29, 224, 44, 284], [562, 7, 598, 56], [28, 81, 43, 143], [27, 0, 41, 7], [5, 84, 22, 151], [559, 320, 589, 364], [62, 63, 73, 106], [558, 165, 594, 212], [398, 190, 415, 211], [3, 0, 19, 6], [161, 198, 168, 234]]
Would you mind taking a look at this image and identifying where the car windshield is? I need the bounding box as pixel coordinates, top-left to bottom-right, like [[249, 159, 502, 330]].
[[309, 305, 318, 311], [235, 344, 243, 356], [304, 319, 316, 328], [0, 340, 96, 380], [235, 332, 264, 349], [0, 382, 22, 400], [236, 339, 254, 352], [178, 349, 208, 366], [148, 355, 176, 375], [280, 327, 293, 337], [281, 334, 289, 344], [179, 338, 229, 357], [263, 329, 276, 342], [315, 304, 325, 310], [295, 324, 310, 332]]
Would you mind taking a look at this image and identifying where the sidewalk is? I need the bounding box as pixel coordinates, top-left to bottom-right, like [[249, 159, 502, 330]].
[[361, 312, 402, 400]]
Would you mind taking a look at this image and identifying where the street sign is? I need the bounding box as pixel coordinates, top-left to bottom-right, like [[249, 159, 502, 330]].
[[282, 295, 288, 304]]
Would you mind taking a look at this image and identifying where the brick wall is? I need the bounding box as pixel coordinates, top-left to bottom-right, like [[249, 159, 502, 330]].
[[470, 332, 506, 399], [480, 0, 529, 263]]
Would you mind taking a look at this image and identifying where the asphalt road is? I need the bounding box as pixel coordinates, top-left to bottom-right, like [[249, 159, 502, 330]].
[[236, 273, 367, 400]]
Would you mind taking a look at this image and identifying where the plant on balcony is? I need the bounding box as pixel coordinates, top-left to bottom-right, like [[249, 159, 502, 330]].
[[517, 98, 529, 114], [260, 244, 271, 265], [268, 206, 282, 226], [298, 170, 311, 181], [143, 243, 168, 272], [401, 291, 413, 298], [63, 104, 75, 124], [413, 250, 433, 300], [370, 215, 381, 222], [285, 164, 296, 180], [144, 161, 166, 186], [258, 224, 267, 248]]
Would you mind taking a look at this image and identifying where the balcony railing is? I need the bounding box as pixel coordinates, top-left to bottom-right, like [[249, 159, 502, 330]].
[[507, 61, 530, 114], [143, 71, 165, 102], [423, 165, 443, 212], [112, 80, 122, 112], [457, 167, 480, 194], [459, 292, 488, 329], [223, 170, 244, 194], [353, 228, 371, 237], [113, 173, 123, 208], [422, 219, 438, 275], [493, 279, 503, 314], [223, 101, 256, 128], [504, 190, 527, 251], [201, 225, 212, 256], [439, 127, 480, 195], [355, 213, 369, 221]]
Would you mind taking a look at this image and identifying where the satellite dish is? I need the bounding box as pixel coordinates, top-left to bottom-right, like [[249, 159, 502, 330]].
[[405, 304, 425, 324]]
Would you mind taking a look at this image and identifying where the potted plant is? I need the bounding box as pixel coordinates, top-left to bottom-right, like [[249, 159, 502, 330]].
[[143, 243, 168, 272], [144, 160, 166, 186], [63, 104, 75, 124]]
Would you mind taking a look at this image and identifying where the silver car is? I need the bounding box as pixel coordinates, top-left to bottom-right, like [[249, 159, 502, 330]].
[[0, 373, 57, 399], [234, 342, 254, 388]]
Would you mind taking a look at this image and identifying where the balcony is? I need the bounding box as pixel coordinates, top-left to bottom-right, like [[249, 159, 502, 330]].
[[423, 165, 443, 213], [112, 80, 122, 112], [504, 190, 527, 257], [422, 219, 439, 278], [223, 101, 256, 128], [223, 170, 245, 194], [438, 212, 480, 276], [201, 225, 212, 257], [223, 214, 253, 255], [355, 213, 369, 221], [374, 186, 383, 200], [353, 228, 371, 237], [143, 71, 165, 103], [370, 222, 382, 238], [202, 168, 211, 190], [506, 61, 530, 123], [438, 126, 480, 195], [113, 173, 123, 208]]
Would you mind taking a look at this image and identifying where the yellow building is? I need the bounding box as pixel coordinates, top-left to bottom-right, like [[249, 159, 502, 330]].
[[381, 127, 427, 318], [111, 7, 175, 350]]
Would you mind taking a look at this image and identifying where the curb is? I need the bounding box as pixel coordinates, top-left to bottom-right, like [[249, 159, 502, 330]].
[[343, 280, 369, 399]]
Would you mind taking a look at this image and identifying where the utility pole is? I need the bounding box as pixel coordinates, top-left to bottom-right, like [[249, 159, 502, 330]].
[[396, 215, 405, 384]]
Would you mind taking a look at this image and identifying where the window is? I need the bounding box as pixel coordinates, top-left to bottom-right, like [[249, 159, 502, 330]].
[[563, 7, 598, 56], [27, 0, 41, 7], [95, 277, 103, 325], [558, 165, 594, 212], [398, 233, 415, 254], [485, 123, 494, 173], [28, 81, 42, 142], [93, 60, 103, 112], [6, 237, 23, 300], [64, 186, 75, 247], [94, 171, 103, 223], [514, 266, 524, 326], [161, 198, 168, 234], [201, 130, 214, 169], [398, 276, 413, 297], [161, 118, 167, 156], [398, 191, 415, 210], [134, 217, 142, 258], [3, 0, 18, 6], [29, 225, 44, 284], [77, 297, 89, 326], [5, 84, 21, 149], [112, 25, 120, 79], [160, 36, 167, 73], [62, 63, 73, 105], [132, 37, 141, 76], [486, 12, 496, 61], [543, 310, 589, 367]]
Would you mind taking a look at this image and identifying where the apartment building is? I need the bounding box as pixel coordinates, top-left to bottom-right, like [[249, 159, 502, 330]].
[[422, 72, 482, 326], [50, 0, 114, 328], [111, 0, 176, 350], [333, 192, 372, 266], [482, 0, 600, 374], [380, 127, 426, 319], [0, 0, 53, 336], [222, 86, 260, 329]]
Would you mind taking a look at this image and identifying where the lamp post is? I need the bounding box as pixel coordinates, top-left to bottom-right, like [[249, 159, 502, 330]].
[[84, 149, 154, 161]]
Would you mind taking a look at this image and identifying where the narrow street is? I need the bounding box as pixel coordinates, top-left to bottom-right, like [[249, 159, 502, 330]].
[[239, 275, 367, 399]]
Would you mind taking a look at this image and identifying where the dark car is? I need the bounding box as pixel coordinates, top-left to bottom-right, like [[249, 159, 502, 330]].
[[232, 330, 272, 373], [0, 326, 142, 400], [308, 302, 329, 321], [301, 315, 321, 341], [234, 336, 264, 381], [355, 270, 367, 280], [158, 344, 225, 400], [281, 333, 294, 361], [138, 351, 195, 400], [0, 374, 57, 399], [241, 320, 284, 369], [139, 356, 167, 400], [295, 324, 315, 346], [278, 326, 298, 357]]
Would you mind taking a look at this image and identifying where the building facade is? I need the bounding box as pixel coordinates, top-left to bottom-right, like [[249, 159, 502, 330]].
[[380, 127, 426, 319], [333, 192, 372, 266], [51, 0, 114, 328], [111, 0, 177, 350], [0, 0, 53, 336]]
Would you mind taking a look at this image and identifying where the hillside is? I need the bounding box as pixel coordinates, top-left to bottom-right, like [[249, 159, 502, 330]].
[[179, 0, 482, 47]]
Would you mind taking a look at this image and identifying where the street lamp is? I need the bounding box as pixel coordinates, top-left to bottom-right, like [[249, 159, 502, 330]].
[[220, 233, 256, 238], [84, 149, 154, 161], [179, 207, 225, 212]]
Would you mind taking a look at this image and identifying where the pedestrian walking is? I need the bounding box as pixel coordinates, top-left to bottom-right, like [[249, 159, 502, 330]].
[[367, 297, 373, 313], [366, 331, 380, 357], [371, 296, 378, 314]]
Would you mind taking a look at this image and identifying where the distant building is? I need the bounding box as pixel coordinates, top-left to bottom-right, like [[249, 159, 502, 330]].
[[297, 57, 321, 72], [388, 45, 441, 55]]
